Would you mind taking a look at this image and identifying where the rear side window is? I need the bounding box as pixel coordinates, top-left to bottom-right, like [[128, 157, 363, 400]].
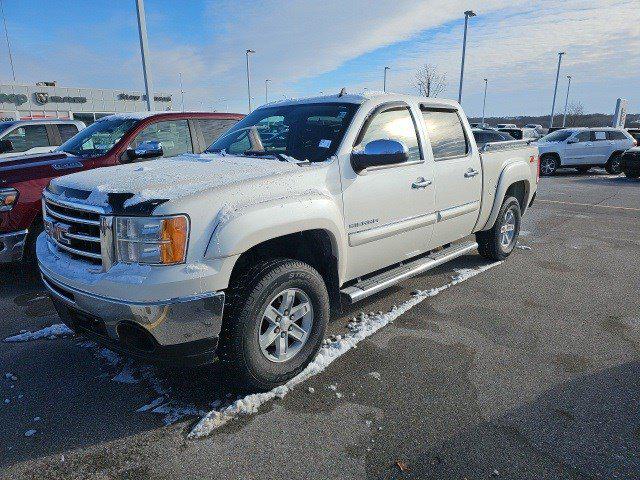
[[58, 123, 80, 142], [4, 125, 50, 153], [422, 109, 469, 160], [199, 118, 239, 148], [607, 130, 628, 140], [591, 131, 607, 141]]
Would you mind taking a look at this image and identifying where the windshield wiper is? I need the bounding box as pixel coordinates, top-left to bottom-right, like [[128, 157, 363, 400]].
[[242, 150, 298, 163]]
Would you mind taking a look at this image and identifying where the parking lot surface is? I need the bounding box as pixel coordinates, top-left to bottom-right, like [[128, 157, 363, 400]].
[[1, 169, 639, 480]]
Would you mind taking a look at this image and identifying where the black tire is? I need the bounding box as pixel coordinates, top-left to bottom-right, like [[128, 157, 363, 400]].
[[218, 258, 330, 391], [540, 155, 559, 176], [23, 220, 43, 264], [624, 171, 640, 179], [476, 196, 521, 261], [605, 154, 622, 174], [576, 166, 590, 174]]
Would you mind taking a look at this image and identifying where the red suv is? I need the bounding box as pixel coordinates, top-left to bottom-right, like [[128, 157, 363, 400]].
[[0, 111, 243, 263]]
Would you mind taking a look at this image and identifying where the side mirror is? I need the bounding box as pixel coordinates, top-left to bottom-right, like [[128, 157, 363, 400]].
[[126, 140, 163, 162], [351, 139, 409, 173], [0, 139, 14, 154]]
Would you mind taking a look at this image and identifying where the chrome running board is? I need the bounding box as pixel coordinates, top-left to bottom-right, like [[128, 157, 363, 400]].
[[340, 241, 478, 304]]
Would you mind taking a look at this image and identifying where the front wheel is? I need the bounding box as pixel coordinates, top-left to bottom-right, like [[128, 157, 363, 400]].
[[605, 154, 622, 174], [476, 196, 522, 261], [540, 155, 559, 176], [624, 170, 640, 179], [218, 258, 330, 391]]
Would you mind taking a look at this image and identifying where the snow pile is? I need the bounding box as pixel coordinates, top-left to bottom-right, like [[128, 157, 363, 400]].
[[4, 323, 73, 343], [516, 244, 533, 251], [188, 261, 502, 438]]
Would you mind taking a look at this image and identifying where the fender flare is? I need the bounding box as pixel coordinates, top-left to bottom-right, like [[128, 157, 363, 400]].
[[480, 162, 531, 231], [205, 194, 347, 282]]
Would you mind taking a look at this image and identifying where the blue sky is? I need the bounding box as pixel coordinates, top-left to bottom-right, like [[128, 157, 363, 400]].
[[0, 0, 638, 116]]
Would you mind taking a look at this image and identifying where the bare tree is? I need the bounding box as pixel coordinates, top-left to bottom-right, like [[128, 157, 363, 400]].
[[565, 101, 585, 127], [414, 64, 448, 98]]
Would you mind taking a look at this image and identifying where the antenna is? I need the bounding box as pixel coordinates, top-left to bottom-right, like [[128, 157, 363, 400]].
[[338, 87, 347, 97]]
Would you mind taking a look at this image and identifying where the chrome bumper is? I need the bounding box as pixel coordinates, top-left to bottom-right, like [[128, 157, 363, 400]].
[[40, 272, 225, 361], [0, 229, 28, 263]]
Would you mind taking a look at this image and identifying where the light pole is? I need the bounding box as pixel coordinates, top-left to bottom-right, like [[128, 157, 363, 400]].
[[458, 10, 476, 104], [548, 51, 565, 128], [481, 78, 488, 124], [265, 79, 271, 104], [0, 0, 15, 83], [135, 0, 154, 111], [178, 72, 185, 111], [383, 66, 390, 92], [562, 75, 572, 128], [246, 49, 255, 113]]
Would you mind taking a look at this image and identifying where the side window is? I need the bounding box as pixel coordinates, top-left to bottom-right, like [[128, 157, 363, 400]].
[[131, 120, 192, 158], [607, 130, 627, 141], [422, 109, 469, 160], [356, 107, 421, 162], [199, 118, 239, 148], [58, 124, 80, 143], [4, 125, 50, 153], [591, 131, 607, 141], [575, 131, 590, 143]]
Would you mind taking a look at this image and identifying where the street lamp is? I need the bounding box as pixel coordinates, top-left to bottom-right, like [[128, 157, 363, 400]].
[[562, 75, 572, 128], [178, 72, 185, 111], [383, 66, 390, 92], [0, 0, 16, 83], [135, 0, 154, 111], [549, 51, 565, 128], [265, 79, 271, 104], [457, 10, 476, 104], [246, 49, 255, 113], [481, 78, 488, 124]]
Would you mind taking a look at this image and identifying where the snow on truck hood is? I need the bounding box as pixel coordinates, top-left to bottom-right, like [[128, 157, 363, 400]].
[[49, 153, 319, 212]]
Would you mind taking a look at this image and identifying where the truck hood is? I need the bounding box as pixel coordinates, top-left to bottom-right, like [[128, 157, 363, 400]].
[[49, 153, 327, 215]]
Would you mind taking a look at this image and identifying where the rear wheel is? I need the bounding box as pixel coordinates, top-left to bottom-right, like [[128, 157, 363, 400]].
[[540, 155, 559, 176], [218, 258, 329, 391], [605, 154, 622, 174], [476, 196, 521, 261]]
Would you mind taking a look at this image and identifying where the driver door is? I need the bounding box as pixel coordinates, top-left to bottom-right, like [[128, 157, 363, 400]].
[[341, 103, 436, 279], [564, 131, 591, 165]]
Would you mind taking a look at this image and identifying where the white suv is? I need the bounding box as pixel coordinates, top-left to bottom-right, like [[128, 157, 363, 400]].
[[538, 127, 636, 175]]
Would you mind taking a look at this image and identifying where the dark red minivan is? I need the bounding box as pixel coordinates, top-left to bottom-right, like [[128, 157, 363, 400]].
[[0, 111, 243, 263]]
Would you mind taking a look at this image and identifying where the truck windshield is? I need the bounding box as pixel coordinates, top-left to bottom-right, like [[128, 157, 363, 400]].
[[540, 130, 572, 142], [56, 117, 138, 158], [206, 102, 358, 162]]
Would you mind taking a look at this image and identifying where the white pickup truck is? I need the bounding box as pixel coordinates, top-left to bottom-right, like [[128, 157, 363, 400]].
[[37, 93, 538, 390]]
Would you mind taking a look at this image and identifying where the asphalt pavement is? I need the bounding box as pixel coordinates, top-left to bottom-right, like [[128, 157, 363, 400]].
[[1, 168, 639, 479]]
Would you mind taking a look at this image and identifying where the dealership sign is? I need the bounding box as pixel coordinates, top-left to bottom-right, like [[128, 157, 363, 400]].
[[612, 98, 628, 128], [0, 93, 28, 106], [119, 93, 172, 103], [33, 92, 87, 105]]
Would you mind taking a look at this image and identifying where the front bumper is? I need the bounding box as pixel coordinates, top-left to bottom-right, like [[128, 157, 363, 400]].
[[0, 229, 28, 263], [40, 272, 225, 366]]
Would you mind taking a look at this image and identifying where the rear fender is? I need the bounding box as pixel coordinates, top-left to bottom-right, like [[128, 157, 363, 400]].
[[480, 162, 531, 231]]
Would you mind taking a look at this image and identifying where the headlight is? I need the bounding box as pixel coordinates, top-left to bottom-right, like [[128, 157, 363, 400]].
[[0, 188, 18, 212], [114, 215, 189, 265]]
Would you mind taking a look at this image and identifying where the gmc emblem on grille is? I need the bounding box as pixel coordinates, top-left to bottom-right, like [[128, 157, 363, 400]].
[[47, 221, 72, 246]]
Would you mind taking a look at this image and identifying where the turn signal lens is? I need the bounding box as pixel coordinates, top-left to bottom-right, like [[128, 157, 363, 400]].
[[160, 216, 188, 265], [0, 188, 18, 212]]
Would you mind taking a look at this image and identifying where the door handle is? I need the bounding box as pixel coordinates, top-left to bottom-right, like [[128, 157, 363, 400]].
[[411, 177, 432, 189], [464, 168, 479, 178]]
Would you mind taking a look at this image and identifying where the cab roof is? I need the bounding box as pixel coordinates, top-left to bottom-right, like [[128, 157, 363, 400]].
[[263, 91, 461, 110]]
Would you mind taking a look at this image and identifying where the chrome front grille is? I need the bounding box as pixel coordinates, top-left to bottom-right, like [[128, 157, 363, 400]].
[[43, 195, 104, 264]]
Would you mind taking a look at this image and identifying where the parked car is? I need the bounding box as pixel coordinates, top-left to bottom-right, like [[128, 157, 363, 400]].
[[621, 147, 640, 179], [537, 127, 636, 175], [498, 127, 541, 141], [472, 128, 514, 148], [496, 123, 517, 129], [0, 119, 85, 159], [0, 111, 243, 263], [38, 92, 538, 390], [524, 124, 548, 136], [626, 128, 640, 143]]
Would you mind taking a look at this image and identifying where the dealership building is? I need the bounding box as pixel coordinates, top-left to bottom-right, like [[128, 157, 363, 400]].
[[0, 82, 173, 124]]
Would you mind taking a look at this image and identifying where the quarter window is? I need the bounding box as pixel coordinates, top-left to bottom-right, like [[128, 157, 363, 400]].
[[4, 125, 50, 153], [356, 107, 421, 162], [607, 130, 628, 140], [421, 109, 469, 160], [131, 120, 193, 158]]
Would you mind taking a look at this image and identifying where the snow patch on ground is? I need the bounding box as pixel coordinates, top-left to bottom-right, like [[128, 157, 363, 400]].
[[188, 261, 502, 438], [4, 324, 73, 343], [516, 244, 533, 250]]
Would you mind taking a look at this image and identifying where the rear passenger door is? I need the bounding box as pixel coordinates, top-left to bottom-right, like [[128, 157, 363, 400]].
[[422, 107, 482, 247], [129, 119, 193, 159], [590, 130, 610, 165]]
